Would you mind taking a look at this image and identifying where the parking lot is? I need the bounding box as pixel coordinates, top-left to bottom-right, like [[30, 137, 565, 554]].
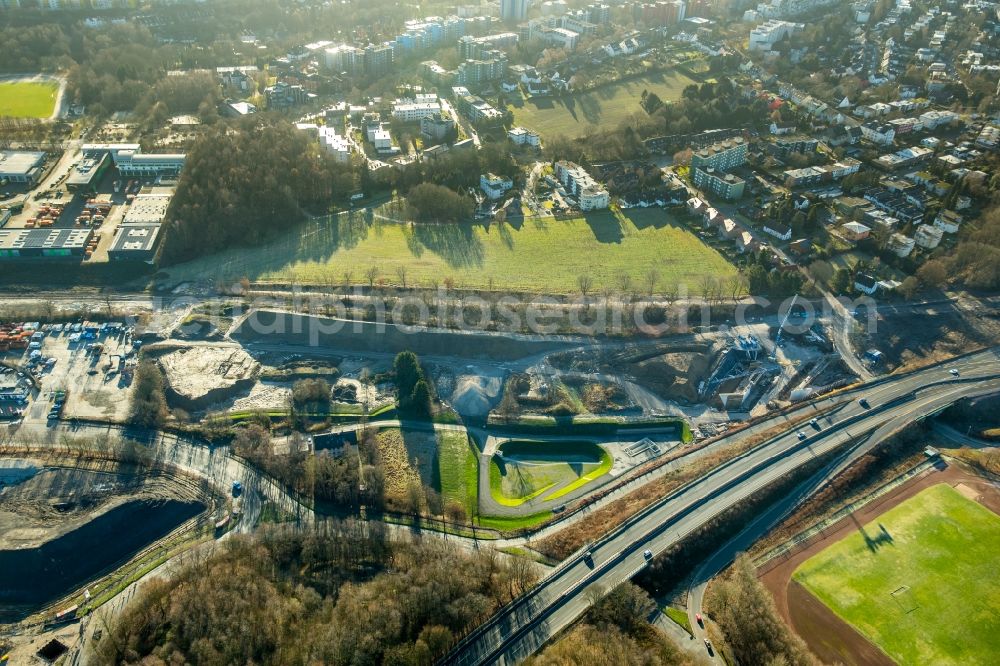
[[3, 321, 139, 425]]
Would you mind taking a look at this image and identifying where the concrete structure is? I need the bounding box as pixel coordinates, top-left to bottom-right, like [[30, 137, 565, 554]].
[[108, 224, 162, 262], [480, 173, 513, 199], [0, 151, 45, 185], [452, 86, 504, 124], [554, 161, 609, 210]]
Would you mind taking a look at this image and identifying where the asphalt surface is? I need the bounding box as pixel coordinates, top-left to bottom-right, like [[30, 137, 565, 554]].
[[440, 348, 1000, 665]]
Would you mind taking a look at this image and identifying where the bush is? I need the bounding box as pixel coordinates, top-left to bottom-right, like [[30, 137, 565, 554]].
[[128, 359, 167, 428]]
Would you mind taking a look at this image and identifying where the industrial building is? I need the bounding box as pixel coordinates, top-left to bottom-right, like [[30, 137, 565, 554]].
[[108, 224, 162, 263], [122, 190, 173, 225], [81, 144, 186, 178], [0, 228, 93, 259], [0, 151, 46, 185], [66, 153, 111, 192]]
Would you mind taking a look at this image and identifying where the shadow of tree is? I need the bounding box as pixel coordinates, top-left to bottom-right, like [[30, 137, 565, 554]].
[[413, 223, 486, 269], [583, 211, 624, 244]]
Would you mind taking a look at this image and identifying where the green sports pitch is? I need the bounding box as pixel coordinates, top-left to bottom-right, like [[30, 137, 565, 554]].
[[0, 80, 59, 118], [793, 483, 1000, 665]]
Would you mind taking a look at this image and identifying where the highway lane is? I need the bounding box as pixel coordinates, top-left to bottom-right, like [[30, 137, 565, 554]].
[[441, 349, 1000, 665]]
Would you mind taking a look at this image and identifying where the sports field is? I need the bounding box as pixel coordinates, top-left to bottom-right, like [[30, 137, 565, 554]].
[[0, 80, 59, 118], [511, 70, 698, 138], [166, 208, 736, 294], [792, 483, 1000, 665]]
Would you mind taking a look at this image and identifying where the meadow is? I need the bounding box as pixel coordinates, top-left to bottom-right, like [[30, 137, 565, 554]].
[[165, 208, 737, 295], [510, 69, 698, 138]]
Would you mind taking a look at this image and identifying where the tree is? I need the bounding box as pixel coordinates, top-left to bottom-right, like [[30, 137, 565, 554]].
[[645, 268, 659, 297], [917, 259, 948, 288], [395, 265, 408, 289], [394, 351, 422, 403], [830, 267, 851, 294], [405, 183, 475, 223], [577, 274, 593, 298], [409, 379, 432, 417], [128, 359, 167, 428], [365, 265, 380, 289]]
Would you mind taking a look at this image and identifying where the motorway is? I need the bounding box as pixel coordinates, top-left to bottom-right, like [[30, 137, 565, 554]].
[[440, 348, 1000, 665]]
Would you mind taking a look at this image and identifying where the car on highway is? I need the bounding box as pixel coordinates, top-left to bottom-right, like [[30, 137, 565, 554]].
[[643, 549, 653, 561], [810, 418, 821, 430], [695, 613, 703, 626], [704, 638, 713, 654], [950, 368, 959, 376], [232, 481, 243, 497], [583, 550, 594, 566], [859, 398, 870, 409], [797, 431, 807, 440]]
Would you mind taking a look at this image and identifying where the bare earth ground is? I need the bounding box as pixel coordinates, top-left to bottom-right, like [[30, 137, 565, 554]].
[[758, 462, 1000, 666]]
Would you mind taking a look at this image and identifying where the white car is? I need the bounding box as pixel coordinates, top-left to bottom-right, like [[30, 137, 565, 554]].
[[643, 549, 653, 560], [949, 368, 959, 376]]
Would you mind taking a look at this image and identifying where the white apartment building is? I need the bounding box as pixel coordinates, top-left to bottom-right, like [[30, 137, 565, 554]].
[[749, 20, 802, 51]]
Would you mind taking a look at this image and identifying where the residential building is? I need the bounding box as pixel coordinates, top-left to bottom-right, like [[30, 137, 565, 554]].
[[914, 223, 943, 249], [452, 86, 504, 124], [266, 81, 309, 109], [875, 145, 933, 171], [888, 233, 915, 257], [459, 33, 519, 60], [854, 273, 878, 295], [420, 113, 456, 141], [762, 221, 792, 240], [540, 27, 580, 50], [860, 121, 895, 145], [392, 94, 441, 121], [508, 126, 541, 147], [501, 0, 528, 22], [693, 168, 745, 200], [554, 161, 609, 210], [840, 221, 871, 241], [934, 209, 962, 234], [691, 138, 747, 171], [480, 172, 513, 199], [749, 20, 802, 51], [457, 56, 508, 85], [364, 43, 395, 77]]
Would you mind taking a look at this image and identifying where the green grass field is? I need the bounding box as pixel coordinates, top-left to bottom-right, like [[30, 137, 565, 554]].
[[165, 208, 736, 294], [0, 80, 59, 118], [793, 484, 1000, 665], [510, 70, 698, 138], [436, 430, 478, 516], [489, 440, 611, 505]]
